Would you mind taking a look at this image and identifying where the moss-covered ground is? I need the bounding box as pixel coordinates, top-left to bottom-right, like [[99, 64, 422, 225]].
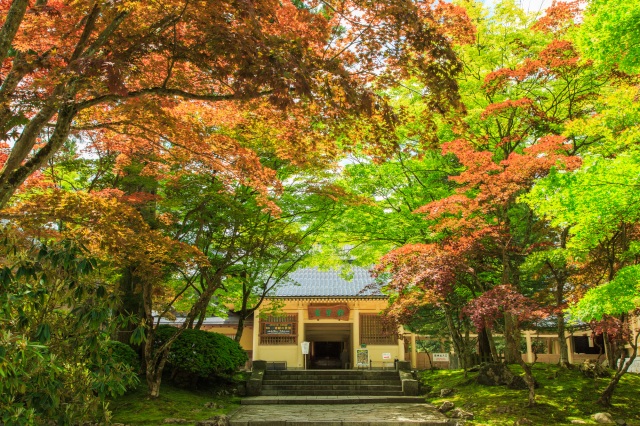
[[109, 380, 241, 425], [421, 364, 640, 425], [109, 366, 640, 425]]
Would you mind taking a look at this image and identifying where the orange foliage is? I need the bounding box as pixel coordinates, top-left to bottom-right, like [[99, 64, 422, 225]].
[[0, 0, 475, 207]]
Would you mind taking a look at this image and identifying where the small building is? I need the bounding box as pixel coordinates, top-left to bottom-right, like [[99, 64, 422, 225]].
[[250, 267, 404, 370]]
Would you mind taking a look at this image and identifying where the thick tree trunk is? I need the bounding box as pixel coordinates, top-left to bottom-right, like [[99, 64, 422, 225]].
[[0, 0, 29, 64], [503, 312, 522, 364], [478, 328, 492, 361], [444, 305, 470, 369], [557, 311, 571, 367], [0, 102, 75, 208]]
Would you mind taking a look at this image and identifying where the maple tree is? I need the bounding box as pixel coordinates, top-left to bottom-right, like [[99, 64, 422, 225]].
[[525, 147, 640, 405], [0, 0, 478, 399], [0, 0, 474, 209], [576, 0, 640, 74], [370, 0, 630, 407], [159, 159, 343, 342]]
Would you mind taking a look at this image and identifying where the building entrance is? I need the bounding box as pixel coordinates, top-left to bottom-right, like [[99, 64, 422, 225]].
[[304, 323, 351, 369]]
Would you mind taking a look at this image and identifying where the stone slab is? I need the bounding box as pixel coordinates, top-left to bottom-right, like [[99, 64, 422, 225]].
[[241, 396, 425, 405], [229, 403, 460, 425]]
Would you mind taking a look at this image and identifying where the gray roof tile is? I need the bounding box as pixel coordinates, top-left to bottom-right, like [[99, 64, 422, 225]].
[[272, 266, 384, 297]]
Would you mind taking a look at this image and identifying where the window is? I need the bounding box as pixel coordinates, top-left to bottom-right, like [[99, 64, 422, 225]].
[[260, 314, 298, 345], [360, 314, 397, 345]]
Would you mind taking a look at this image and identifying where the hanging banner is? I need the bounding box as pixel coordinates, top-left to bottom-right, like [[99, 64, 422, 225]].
[[308, 304, 350, 320]]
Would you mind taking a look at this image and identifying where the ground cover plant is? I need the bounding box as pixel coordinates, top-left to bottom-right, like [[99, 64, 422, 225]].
[[109, 381, 241, 426], [421, 365, 640, 425]]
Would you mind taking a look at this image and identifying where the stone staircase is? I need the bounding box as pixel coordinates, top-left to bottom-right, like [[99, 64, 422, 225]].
[[261, 369, 404, 396]]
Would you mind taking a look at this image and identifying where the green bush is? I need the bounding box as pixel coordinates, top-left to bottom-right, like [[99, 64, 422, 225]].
[[101, 340, 141, 373], [155, 325, 248, 381]]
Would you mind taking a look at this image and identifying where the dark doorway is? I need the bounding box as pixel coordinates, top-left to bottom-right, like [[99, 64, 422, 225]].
[[311, 341, 342, 369]]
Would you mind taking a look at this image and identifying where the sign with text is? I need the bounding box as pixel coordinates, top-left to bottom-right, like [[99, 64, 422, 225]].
[[301, 341, 310, 355], [432, 353, 450, 362], [264, 323, 293, 335], [308, 303, 350, 320], [382, 353, 391, 360]]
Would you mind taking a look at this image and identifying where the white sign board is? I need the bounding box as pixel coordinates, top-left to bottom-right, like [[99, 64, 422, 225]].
[[382, 352, 392, 360], [301, 341, 310, 355], [432, 353, 450, 362]]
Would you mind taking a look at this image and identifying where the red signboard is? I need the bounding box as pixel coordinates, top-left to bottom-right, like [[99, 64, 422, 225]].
[[308, 304, 350, 320]]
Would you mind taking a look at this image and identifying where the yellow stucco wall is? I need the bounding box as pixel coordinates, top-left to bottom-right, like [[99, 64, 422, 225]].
[[201, 324, 254, 353], [250, 297, 402, 369]]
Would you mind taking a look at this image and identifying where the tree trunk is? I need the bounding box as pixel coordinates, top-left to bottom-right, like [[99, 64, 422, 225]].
[[557, 311, 571, 367], [0, 101, 75, 208], [142, 268, 224, 398], [194, 308, 207, 330], [478, 328, 492, 361], [503, 312, 522, 364], [598, 332, 639, 406], [516, 354, 536, 407], [444, 305, 470, 370], [556, 227, 571, 367], [603, 332, 616, 368], [486, 328, 499, 362], [235, 314, 246, 342]]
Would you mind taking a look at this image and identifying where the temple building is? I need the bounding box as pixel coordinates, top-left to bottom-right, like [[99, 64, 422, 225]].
[[199, 266, 406, 370], [174, 266, 630, 370]]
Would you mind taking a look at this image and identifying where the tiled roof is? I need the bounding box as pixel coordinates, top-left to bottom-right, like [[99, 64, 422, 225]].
[[158, 312, 248, 326], [271, 266, 385, 298]]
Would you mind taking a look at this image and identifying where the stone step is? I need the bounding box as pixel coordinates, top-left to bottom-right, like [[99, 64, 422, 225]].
[[261, 390, 406, 396], [241, 396, 426, 405], [262, 378, 400, 386], [262, 384, 402, 391], [265, 370, 398, 376], [263, 374, 399, 380]]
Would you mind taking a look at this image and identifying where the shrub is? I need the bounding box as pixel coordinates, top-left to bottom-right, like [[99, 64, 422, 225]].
[[155, 325, 248, 382], [101, 340, 141, 373]]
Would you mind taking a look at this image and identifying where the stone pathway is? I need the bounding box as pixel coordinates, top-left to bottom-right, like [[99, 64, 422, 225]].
[[228, 402, 459, 425], [241, 396, 425, 405]]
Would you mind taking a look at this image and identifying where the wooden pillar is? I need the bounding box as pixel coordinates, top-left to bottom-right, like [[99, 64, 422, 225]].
[[566, 331, 574, 364], [410, 334, 417, 369], [352, 306, 360, 369], [297, 304, 305, 369], [525, 330, 534, 363], [397, 325, 405, 361], [252, 308, 260, 361]]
